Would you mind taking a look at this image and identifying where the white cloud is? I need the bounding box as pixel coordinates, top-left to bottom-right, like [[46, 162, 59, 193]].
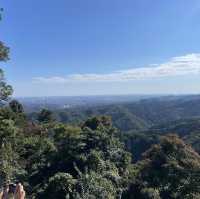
[[33, 53, 200, 84]]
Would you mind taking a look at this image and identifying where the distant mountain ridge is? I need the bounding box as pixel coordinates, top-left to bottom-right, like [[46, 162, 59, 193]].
[[17, 94, 158, 112], [25, 94, 200, 133]]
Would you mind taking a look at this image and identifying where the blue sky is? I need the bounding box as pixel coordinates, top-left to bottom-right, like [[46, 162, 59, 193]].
[[1, 0, 200, 96]]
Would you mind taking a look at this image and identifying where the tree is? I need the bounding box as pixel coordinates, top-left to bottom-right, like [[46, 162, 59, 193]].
[[29, 117, 133, 199], [74, 170, 117, 199], [125, 134, 200, 199], [38, 109, 54, 123], [0, 8, 18, 185], [0, 115, 21, 184], [0, 41, 9, 61], [82, 116, 112, 130], [9, 100, 24, 114], [0, 11, 13, 102], [38, 172, 77, 199]]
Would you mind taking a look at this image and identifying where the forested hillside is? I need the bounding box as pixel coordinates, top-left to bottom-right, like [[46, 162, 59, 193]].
[[125, 117, 200, 161], [27, 96, 200, 133], [2, 103, 200, 198], [24, 94, 200, 197]]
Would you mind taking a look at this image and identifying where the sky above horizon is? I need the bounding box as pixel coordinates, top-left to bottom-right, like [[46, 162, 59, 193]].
[[1, 0, 200, 97]]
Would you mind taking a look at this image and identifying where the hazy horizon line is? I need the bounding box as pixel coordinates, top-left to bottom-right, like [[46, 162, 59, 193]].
[[14, 93, 200, 99]]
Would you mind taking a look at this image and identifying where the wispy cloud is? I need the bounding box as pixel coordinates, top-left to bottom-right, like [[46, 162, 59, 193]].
[[33, 53, 200, 84]]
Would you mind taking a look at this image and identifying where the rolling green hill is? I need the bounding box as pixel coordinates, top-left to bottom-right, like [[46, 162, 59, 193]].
[[41, 96, 200, 132]]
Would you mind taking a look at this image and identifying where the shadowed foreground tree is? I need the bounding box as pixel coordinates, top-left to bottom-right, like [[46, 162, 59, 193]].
[[0, 41, 9, 62], [38, 109, 54, 123], [0, 69, 13, 102], [124, 134, 200, 199], [0, 10, 19, 184], [0, 12, 13, 102], [9, 100, 24, 114]]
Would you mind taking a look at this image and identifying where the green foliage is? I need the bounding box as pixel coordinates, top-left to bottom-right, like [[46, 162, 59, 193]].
[[2, 100, 200, 198], [125, 134, 200, 199], [0, 41, 9, 61], [9, 100, 24, 114], [74, 170, 117, 199], [38, 108, 54, 123], [82, 116, 112, 130], [22, 116, 132, 198], [0, 112, 21, 184], [0, 69, 13, 101], [124, 132, 160, 162], [0, 8, 3, 20], [38, 172, 76, 199], [0, 15, 13, 101]]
